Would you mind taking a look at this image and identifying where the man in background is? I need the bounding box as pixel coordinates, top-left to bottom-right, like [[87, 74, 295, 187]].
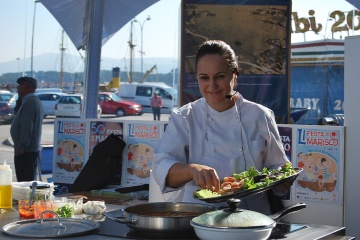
[[10, 77, 44, 181], [150, 92, 163, 121]]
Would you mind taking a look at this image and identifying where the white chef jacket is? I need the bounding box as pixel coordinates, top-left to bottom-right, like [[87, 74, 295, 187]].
[[153, 95, 289, 214]]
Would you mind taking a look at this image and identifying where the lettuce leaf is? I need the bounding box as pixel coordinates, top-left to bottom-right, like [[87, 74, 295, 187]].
[[193, 189, 221, 199]]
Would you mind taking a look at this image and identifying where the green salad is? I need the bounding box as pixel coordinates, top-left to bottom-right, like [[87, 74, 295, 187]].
[[55, 204, 74, 218], [194, 163, 298, 199]]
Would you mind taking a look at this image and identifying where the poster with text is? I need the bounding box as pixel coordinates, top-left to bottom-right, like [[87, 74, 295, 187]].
[[277, 124, 293, 200], [182, 0, 291, 123], [292, 126, 344, 206], [88, 120, 124, 185], [123, 121, 162, 186], [53, 119, 87, 185]]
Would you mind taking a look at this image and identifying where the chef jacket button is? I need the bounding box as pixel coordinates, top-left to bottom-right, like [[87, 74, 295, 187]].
[[211, 148, 215, 152]]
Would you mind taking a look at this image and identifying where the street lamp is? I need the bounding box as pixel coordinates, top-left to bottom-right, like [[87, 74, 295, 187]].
[[31, 0, 40, 78], [16, 58, 21, 77], [133, 15, 151, 80]]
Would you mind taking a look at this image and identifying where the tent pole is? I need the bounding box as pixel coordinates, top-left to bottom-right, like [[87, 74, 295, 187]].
[[83, 0, 104, 118]]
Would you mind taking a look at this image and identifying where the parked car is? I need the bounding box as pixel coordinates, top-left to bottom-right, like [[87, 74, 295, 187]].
[[54, 94, 102, 118], [98, 92, 143, 117], [0, 92, 17, 124], [36, 92, 66, 118], [35, 88, 63, 93]]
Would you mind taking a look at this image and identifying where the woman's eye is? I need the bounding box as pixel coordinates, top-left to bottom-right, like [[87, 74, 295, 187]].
[[215, 75, 226, 80], [198, 76, 208, 81]]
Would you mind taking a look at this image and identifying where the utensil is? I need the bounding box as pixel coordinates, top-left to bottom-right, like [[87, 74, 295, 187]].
[[190, 199, 306, 240], [28, 182, 37, 203], [103, 202, 216, 233], [2, 210, 99, 238]]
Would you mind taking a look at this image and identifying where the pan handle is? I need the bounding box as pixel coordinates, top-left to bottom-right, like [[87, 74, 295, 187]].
[[102, 211, 137, 225], [268, 202, 306, 222]]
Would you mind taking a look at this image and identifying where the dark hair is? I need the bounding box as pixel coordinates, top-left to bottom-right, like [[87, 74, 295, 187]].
[[321, 158, 327, 163], [195, 40, 239, 75]]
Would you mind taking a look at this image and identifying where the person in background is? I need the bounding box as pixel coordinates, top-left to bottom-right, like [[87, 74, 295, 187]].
[[153, 40, 290, 214], [150, 92, 163, 121], [10, 77, 44, 181]]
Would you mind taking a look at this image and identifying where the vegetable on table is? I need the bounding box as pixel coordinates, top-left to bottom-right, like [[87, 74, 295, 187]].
[[194, 163, 299, 199], [55, 204, 74, 218]]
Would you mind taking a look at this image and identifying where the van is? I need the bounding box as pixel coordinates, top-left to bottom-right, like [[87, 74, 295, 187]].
[[117, 82, 177, 109]]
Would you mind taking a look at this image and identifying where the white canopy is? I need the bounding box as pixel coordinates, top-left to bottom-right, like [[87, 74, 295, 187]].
[[40, 0, 159, 50], [39, 0, 159, 118]]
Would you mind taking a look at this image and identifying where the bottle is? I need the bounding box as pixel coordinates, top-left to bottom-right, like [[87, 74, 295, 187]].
[[0, 160, 12, 208]]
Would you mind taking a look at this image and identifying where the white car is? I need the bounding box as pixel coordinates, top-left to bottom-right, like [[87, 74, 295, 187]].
[[54, 94, 101, 118], [36, 92, 66, 118]]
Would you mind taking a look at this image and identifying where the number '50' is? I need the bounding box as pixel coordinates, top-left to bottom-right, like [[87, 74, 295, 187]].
[[90, 122, 105, 134]]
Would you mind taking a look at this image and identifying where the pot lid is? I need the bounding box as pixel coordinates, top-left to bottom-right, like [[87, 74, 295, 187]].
[[2, 211, 99, 238], [191, 199, 275, 229]]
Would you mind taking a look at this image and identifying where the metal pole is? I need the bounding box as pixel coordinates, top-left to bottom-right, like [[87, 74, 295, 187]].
[[31, 1, 39, 78], [140, 24, 143, 79], [134, 16, 150, 80]]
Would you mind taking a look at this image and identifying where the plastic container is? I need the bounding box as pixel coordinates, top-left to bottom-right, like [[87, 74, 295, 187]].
[[0, 161, 12, 208], [34, 201, 56, 219], [18, 199, 35, 219], [51, 198, 75, 218]]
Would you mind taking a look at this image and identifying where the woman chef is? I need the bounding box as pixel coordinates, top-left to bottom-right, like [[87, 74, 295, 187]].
[[152, 40, 290, 214]]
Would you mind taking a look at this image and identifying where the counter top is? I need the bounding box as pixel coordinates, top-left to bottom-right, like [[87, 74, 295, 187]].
[[0, 192, 354, 240]]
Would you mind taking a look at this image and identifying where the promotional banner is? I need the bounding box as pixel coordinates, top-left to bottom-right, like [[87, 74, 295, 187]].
[[88, 120, 124, 185], [181, 0, 291, 123], [292, 125, 344, 206], [123, 121, 163, 186], [278, 125, 293, 200], [53, 119, 87, 186]]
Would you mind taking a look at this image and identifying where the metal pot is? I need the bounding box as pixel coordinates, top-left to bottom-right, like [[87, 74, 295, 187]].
[[190, 199, 306, 240], [103, 202, 216, 233]]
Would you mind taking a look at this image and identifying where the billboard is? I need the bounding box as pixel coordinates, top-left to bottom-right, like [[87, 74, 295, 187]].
[[181, 0, 291, 123]]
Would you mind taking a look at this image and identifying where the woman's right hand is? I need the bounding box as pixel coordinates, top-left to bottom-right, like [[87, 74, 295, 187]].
[[189, 164, 220, 192]]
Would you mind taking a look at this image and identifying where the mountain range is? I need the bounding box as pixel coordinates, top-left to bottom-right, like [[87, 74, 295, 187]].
[[0, 53, 178, 75]]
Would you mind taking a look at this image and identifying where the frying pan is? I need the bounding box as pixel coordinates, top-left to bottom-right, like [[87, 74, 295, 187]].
[[103, 202, 216, 233]]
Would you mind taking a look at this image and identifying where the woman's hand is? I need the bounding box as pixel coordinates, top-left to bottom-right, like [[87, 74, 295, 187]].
[[189, 164, 221, 192]]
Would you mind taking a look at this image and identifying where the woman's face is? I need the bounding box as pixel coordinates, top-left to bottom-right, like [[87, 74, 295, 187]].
[[197, 54, 235, 110]]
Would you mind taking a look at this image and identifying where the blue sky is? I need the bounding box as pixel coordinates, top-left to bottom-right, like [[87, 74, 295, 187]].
[[0, 0, 181, 64], [0, 0, 357, 70]]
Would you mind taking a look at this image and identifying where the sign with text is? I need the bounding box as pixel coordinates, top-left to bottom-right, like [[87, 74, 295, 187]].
[[122, 121, 163, 186], [53, 119, 87, 185], [88, 120, 124, 185], [181, 0, 291, 123], [292, 125, 344, 206]]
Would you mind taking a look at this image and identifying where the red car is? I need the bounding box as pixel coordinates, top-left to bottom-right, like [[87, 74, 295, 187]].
[[98, 92, 143, 117]]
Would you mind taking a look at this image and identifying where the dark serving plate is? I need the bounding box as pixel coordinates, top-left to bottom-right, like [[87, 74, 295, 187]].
[[194, 168, 303, 203]]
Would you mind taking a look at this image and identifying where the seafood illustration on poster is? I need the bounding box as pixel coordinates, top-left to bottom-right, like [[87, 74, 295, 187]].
[[124, 122, 162, 186], [293, 126, 343, 206], [53, 120, 87, 184]]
